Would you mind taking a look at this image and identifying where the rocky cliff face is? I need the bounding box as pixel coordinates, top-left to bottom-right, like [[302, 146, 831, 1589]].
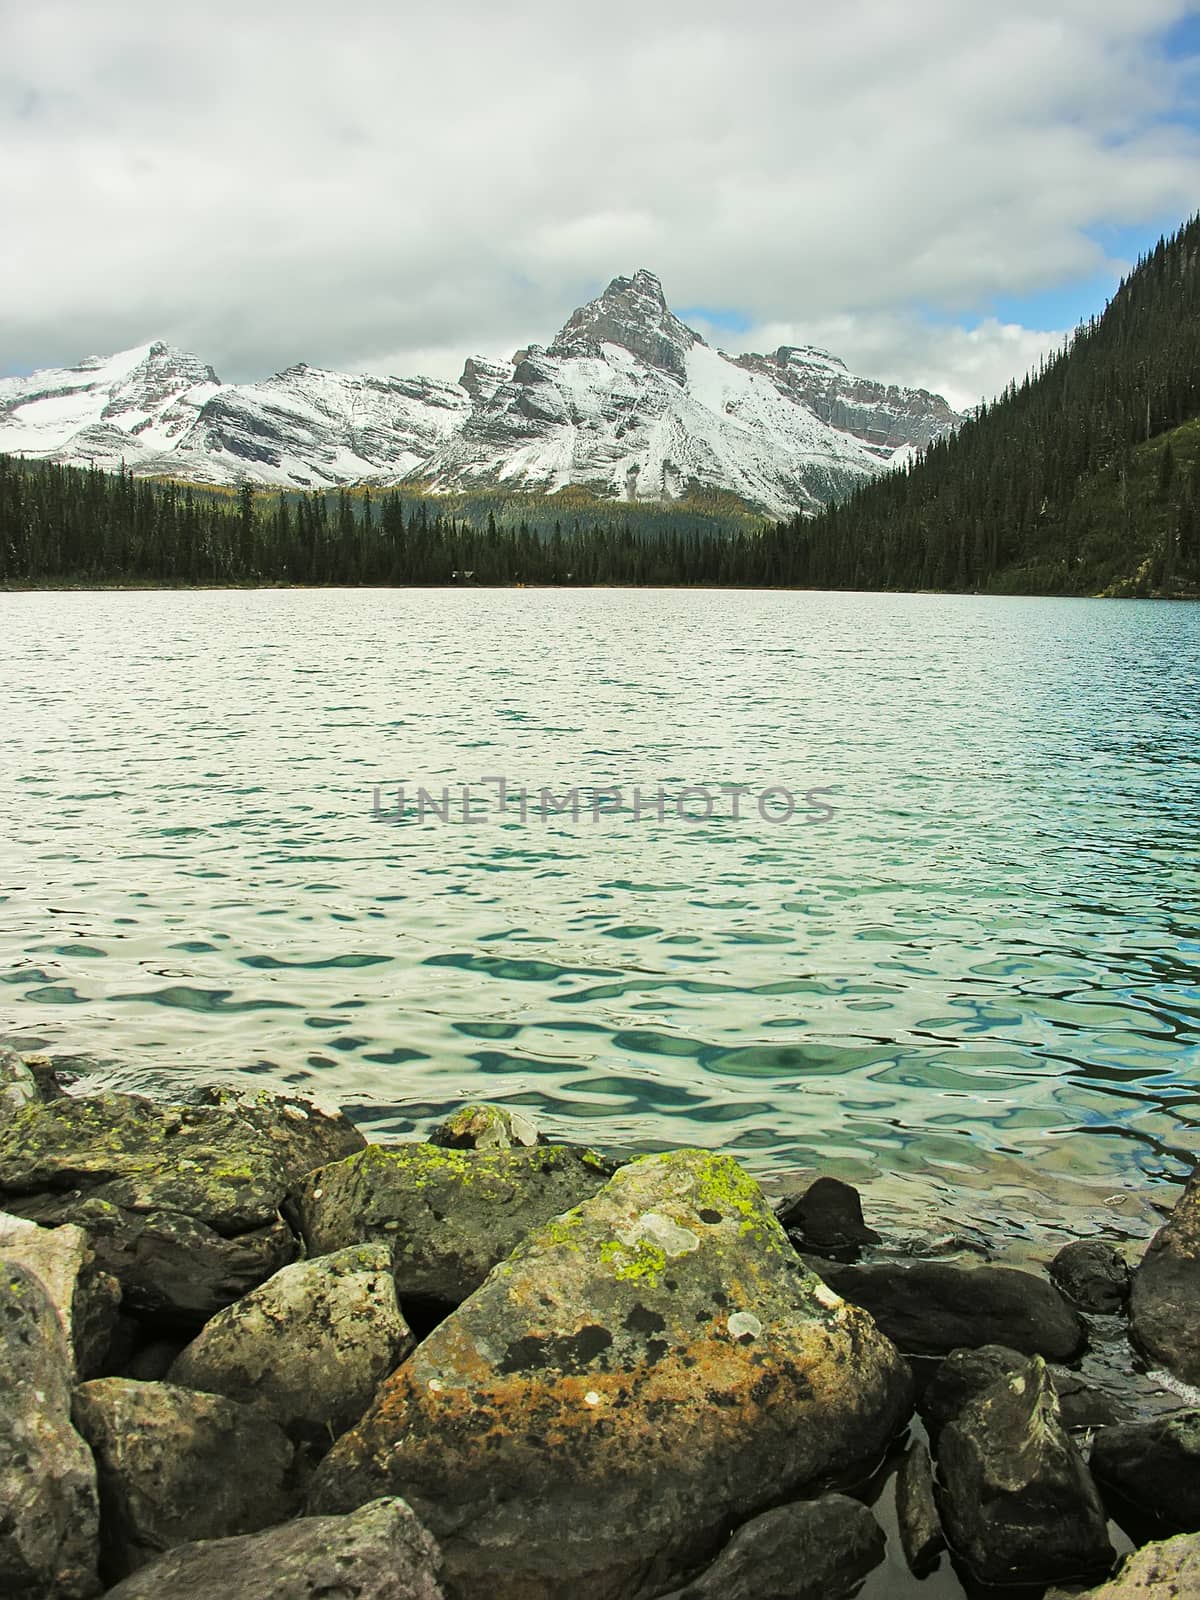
[[0, 275, 963, 515]]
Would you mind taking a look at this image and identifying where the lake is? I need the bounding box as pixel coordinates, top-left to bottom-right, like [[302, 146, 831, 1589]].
[[1, 586, 1197, 1237]]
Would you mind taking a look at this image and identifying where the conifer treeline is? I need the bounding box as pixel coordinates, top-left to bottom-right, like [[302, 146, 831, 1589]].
[[780, 216, 1200, 595], [0, 459, 784, 587]]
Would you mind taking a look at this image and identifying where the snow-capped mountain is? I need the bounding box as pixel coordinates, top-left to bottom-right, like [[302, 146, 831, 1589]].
[[0, 273, 962, 515]]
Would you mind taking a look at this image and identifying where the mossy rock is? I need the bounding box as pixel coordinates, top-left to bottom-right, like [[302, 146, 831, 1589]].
[[293, 1142, 613, 1304]]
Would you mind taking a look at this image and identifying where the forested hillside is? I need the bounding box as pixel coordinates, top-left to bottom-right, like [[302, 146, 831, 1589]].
[[778, 215, 1200, 597], [0, 459, 771, 587]]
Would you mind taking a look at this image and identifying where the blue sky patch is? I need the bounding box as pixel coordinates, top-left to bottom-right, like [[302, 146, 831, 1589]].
[[677, 306, 754, 334]]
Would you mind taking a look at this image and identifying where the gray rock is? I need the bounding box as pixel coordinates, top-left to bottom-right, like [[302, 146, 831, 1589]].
[[307, 1149, 912, 1600], [168, 1243, 413, 1447], [294, 1141, 612, 1304], [1045, 1532, 1200, 1598], [100, 1497, 445, 1600], [1131, 1168, 1200, 1385], [11, 1190, 297, 1325], [1050, 1239, 1131, 1313], [896, 1441, 944, 1572], [1090, 1410, 1200, 1531], [0, 1045, 39, 1119], [815, 1260, 1086, 1359], [658, 1494, 885, 1600], [0, 1210, 121, 1378], [428, 1102, 543, 1150], [72, 1377, 297, 1581], [937, 1356, 1114, 1586], [0, 1261, 100, 1598], [1050, 1369, 1134, 1431], [0, 1088, 359, 1323]]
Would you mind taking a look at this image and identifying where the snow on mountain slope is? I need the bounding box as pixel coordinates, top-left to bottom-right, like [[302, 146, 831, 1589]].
[[0, 273, 962, 514]]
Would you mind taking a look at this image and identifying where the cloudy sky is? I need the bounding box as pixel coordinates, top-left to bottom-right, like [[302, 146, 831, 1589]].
[[3, 0, 1198, 410]]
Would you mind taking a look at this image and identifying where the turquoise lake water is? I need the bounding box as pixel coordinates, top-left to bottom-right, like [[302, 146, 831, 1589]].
[[1, 587, 1197, 1231]]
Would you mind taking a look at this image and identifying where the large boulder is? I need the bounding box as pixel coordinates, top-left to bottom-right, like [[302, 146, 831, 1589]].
[[814, 1260, 1085, 1358], [655, 1494, 885, 1600], [0, 1088, 363, 1323], [1090, 1410, 1200, 1532], [0, 1261, 100, 1598], [168, 1243, 413, 1447], [937, 1356, 1114, 1586], [100, 1497, 445, 1600], [1130, 1169, 1200, 1385], [307, 1149, 912, 1600], [72, 1378, 297, 1580], [1046, 1533, 1200, 1598], [0, 1210, 121, 1378], [294, 1142, 612, 1305]]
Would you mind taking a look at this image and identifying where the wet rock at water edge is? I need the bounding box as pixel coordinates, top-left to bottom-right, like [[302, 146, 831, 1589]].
[[168, 1242, 413, 1448], [1130, 1166, 1200, 1386], [1045, 1531, 1200, 1598], [0, 1260, 100, 1599], [778, 1175, 880, 1258], [921, 1343, 1133, 1438], [1090, 1410, 1200, 1532], [0, 1209, 121, 1378], [814, 1259, 1086, 1359], [0, 1046, 40, 1118], [307, 1148, 912, 1600], [937, 1355, 1114, 1587], [1050, 1238, 1132, 1313], [100, 1497, 446, 1600], [294, 1141, 613, 1304], [428, 1102, 543, 1150], [656, 1494, 886, 1600], [896, 1441, 945, 1573], [72, 1377, 297, 1581]]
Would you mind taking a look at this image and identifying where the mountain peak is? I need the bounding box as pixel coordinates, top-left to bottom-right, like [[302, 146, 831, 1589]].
[[548, 268, 702, 382]]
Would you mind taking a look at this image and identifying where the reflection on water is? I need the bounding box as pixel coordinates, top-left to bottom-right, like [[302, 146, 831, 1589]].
[[1, 587, 1197, 1231]]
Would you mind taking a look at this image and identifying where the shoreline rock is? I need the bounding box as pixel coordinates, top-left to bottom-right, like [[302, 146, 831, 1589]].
[[0, 1060, 1195, 1600]]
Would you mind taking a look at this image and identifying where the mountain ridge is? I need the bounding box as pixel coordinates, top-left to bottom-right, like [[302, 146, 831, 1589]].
[[0, 274, 962, 516]]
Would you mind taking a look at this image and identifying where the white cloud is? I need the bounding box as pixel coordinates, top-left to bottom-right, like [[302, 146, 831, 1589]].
[[1, 0, 1197, 400]]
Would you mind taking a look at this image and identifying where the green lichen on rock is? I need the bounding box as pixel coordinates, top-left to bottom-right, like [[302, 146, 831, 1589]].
[[294, 1142, 611, 1303], [307, 1147, 912, 1600]]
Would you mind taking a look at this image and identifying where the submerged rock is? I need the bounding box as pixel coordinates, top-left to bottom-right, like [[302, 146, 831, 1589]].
[[0, 1089, 361, 1322], [100, 1497, 445, 1600], [814, 1260, 1086, 1359], [169, 1242, 413, 1447], [937, 1356, 1114, 1587], [896, 1441, 945, 1573], [307, 1148, 912, 1600], [1045, 1531, 1200, 1598], [0, 1210, 121, 1378], [294, 1142, 612, 1304], [72, 1378, 297, 1580], [0, 1261, 100, 1599], [428, 1102, 543, 1149], [1050, 1239, 1131, 1313], [1130, 1168, 1200, 1385], [1090, 1410, 1200, 1532], [656, 1494, 885, 1600], [778, 1176, 880, 1257]]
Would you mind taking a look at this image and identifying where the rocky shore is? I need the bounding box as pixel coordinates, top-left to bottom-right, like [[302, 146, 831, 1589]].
[[1, 1045, 1198, 1600]]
